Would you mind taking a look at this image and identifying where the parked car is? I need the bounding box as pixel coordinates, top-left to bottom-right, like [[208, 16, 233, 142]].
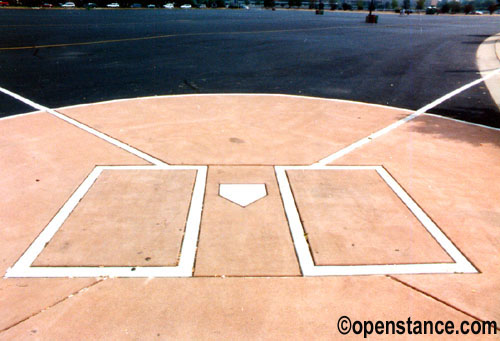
[[0, 1, 9, 6], [147, 3, 155, 7], [130, 2, 141, 7], [107, 2, 119, 7], [471, 10, 483, 14], [425, 6, 437, 14], [41, 2, 53, 6], [61, 1, 75, 6], [83, 2, 97, 7], [163, 2, 174, 7], [180, 3, 191, 8]]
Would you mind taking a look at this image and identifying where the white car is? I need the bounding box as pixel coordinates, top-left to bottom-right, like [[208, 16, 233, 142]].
[[180, 3, 191, 8], [163, 2, 173, 7], [61, 1, 75, 6], [107, 2, 119, 7]]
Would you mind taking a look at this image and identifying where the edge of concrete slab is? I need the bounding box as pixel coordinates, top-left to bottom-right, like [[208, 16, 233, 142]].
[[477, 31, 500, 109]]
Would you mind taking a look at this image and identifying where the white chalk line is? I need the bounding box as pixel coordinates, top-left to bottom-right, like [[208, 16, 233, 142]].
[[5, 165, 207, 278], [275, 165, 478, 276], [314, 66, 500, 166], [0, 110, 42, 122], [2, 74, 495, 277], [0, 87, 167, 166], [55, 93, 415, 114]]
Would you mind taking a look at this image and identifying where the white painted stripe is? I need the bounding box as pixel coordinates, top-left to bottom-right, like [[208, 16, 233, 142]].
[[0, 110, 42, 121], [57, 93, 415, 114], [304, 263, 476, 276], [423, 113, 500, 132], [282, 165, 379, 171], [6, 266, 192, 278], [0, 87, 47, 111], [100, 165, 199, 171], [47, 110, 167, 166], [0, 86, 167, 166], [5, 165, 207, 278], [313, 113, 420, 166], [416, 67, 500, 116], [177, 166, 207, 274], [6, 166, 103, 275], [313, 67, 500, 166], [275, 165, 478, 276], [375, 166, 477, 272], [275, 166, 315, 275]]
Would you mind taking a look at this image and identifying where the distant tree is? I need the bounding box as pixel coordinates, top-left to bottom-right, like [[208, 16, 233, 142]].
[[440, 0, 449, 12], [263, 0, 274, 6], [416, 0, 424, 9], [341, 1, 351, 9], [391, 0, 398, 8], [356, 0, 363, 9], [402, 0, 409, 9], [329, 0, 338, 9], [464, 2, 473, 12], [487, 1, 496, 13], [449, 0, 461, 12]]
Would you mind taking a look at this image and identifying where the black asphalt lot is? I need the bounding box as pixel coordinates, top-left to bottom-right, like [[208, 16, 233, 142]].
[[0, 8, 499, 127]]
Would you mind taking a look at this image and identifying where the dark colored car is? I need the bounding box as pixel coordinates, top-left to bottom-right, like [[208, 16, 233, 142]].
[[84, 2, 97, 7], [425, 6, 437, 14], [130, 3, 141, 7], [41, 2, 53, 6]]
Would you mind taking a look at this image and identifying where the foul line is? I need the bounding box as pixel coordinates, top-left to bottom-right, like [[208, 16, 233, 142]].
[[0, 86, 167, 166], [314, 66, 500, 166]]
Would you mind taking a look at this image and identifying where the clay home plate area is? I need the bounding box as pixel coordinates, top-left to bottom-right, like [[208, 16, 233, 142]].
[[1, 94, 499, 338]]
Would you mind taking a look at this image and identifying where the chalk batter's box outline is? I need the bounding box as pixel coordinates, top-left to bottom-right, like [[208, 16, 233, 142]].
[[5, 164, 477, 278], [274, 165, 478, 276], [5, 165, 207, 278]]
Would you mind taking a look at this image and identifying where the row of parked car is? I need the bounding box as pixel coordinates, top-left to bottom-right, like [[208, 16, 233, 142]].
[[40, 2, 192, 7]]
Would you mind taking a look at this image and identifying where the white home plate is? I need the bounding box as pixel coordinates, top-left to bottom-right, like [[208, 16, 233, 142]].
[[219, 184, 267, 207]]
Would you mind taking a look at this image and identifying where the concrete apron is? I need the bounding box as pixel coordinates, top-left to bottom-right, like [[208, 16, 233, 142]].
[[1, 94, 499, 338]]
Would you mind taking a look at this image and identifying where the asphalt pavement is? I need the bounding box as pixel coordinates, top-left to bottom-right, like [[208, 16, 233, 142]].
[[0, 8, 499, 126]]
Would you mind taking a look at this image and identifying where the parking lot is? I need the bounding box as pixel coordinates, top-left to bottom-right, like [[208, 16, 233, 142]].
[[1, 8, 500, 126]]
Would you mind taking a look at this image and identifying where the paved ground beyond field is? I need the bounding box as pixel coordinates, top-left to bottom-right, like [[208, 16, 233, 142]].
[[1, 94, 499, 339], [1, 9, 500, 127]]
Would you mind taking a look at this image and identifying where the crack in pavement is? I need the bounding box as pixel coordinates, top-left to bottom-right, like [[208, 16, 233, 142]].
[[387, 275, 500, 332], [0, 278, 107, 334]]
